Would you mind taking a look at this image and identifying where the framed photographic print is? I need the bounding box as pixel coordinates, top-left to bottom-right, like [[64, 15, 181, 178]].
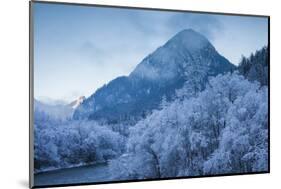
[[29, 1, 270, 188]]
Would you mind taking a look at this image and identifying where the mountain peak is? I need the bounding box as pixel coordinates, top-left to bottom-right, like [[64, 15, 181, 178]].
[[129, 29, 218, 81], [176, 28, 202, 36], [164, 29, 211, 52]]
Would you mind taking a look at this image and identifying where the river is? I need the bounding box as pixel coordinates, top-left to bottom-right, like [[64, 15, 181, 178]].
[[34, 163, 113, 186]]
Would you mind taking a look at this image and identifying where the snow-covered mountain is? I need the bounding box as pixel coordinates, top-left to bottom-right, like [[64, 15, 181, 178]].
[[69, 96, 86, 109], [34, 96, 85, 121], [73, 29, 235, 122]]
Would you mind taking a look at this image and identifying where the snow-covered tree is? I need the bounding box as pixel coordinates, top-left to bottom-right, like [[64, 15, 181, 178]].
[[110, 72, 268, 179], [34, 119, 125, 172]]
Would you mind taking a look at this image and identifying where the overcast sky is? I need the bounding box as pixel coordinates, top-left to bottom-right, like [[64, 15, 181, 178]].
[[33, 2, 268, 102]]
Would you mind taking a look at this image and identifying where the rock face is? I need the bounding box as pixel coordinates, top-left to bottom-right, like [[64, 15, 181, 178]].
[[73, 29, 235, 122]]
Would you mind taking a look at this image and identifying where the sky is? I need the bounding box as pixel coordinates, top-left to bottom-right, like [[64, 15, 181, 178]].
[[33, 2, 268, 103]]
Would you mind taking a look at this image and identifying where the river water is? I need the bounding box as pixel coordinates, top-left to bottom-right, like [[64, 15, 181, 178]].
[[34, 163, 113, 186]]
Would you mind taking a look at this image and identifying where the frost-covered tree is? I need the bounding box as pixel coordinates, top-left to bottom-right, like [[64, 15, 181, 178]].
[[34, 119, 125, 172], [110, 72, 268, 179], [204, 86, 268, 174]]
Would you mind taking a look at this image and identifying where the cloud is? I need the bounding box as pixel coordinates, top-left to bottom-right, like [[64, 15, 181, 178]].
[[167, 13, 223, 40], [78, 41, 107, 65]]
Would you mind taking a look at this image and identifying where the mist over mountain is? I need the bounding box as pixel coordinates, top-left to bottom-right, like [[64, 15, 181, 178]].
[[34, 96, 86, 121], [69, 96, 86, 109], [34, 99, 73, 121], [73, 29, 235, 122]]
